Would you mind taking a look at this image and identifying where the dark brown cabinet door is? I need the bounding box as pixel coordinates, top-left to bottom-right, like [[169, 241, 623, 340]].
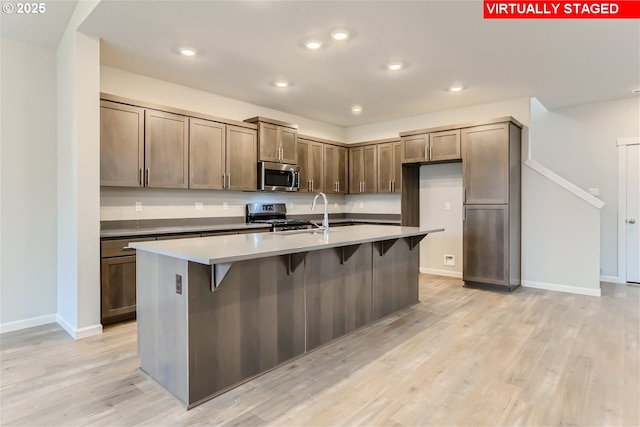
[[101, 255, 137, 323], [189, 118, 225, 190], [401, 134, 428, 163], [100, 101, 144, 187], [462, 123, 510, 204], [363, 145, 378, 193], [463, 205, 509, 286], [226, 125, 257, 191], [298, 139, 323, 192], [258, 123, 279, 162], [349, 147, 364, 193], [279, 127, 298, 164], [324, 145, 348, 194], [145, 110, 189, 188], [430, 129, 461, 161], [377, 143, 394, 193]]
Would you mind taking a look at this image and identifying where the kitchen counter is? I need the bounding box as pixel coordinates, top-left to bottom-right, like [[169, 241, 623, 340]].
[[100, 222, 271, 238], [133, 224, 442, 408], [129, 225, 440, 265]]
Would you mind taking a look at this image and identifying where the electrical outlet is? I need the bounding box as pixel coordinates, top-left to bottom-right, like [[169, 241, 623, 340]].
[[334, 202, 338, 209], [445, 202, 451, 210], [135, 202, 142, 212], [176, 274, 182, 295], [444, 254, 455, 266], [359, 202, 364, 209], [195, 202, 203, 211], [222, 202, 228, 210]]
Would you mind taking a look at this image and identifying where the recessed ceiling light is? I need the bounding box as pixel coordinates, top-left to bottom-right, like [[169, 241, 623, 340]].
[[305, 40, 323, 50], [449, 85, 464, 92], [179, 47, 197, 57], [351, 105, 362, 114], [331, 30, 350, 41], [387, 62, 403, 71], [633, 88, 640, 94], [274, 80, 289, 88]]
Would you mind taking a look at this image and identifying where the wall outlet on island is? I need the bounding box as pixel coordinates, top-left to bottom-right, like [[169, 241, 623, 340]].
[[359, 202, 364, 209], [444, 254, 455, 266], [135, 202, 142, 212], [222, 202, 228, 210], [195, 202, 203, 211]]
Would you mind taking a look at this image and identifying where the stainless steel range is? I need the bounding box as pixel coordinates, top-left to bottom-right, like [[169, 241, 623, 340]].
[[246, 203, 312, 232]]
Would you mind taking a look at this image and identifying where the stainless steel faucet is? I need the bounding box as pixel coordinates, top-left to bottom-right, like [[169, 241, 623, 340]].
[[311, 192, 329, 233]]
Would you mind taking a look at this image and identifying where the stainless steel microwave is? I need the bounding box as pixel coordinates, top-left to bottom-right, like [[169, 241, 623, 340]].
[[258, 161, 300, 191]]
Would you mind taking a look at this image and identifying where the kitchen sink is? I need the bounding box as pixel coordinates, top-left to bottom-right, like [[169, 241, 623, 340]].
[[274, 228, 332, 236]]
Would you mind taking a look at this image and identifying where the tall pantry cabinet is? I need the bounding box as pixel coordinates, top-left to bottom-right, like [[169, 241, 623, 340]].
[[400, 117, 522, 292], [462, 120, 521, 291]]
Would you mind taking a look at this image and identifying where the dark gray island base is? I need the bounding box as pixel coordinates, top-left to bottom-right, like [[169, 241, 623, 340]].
[[131, 225, 441, 408]]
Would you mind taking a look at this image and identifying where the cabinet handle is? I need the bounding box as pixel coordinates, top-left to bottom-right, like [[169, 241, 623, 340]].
[[122, 246, 135, 251], [228, 173, 231, 188], [425, 145, 428, 160], [308, 179, 311, 192], [392, 181, 395, 192], [139, 169, 143, 186], [146, 168, 150, 186], [223, 173, 226, 189], [389, 180, 392, 192], [463, 188, 466, 203], [429, 145, 432, 160]]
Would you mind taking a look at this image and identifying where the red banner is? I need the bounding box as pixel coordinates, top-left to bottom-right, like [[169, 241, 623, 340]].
[[484, 1, 640, 18]]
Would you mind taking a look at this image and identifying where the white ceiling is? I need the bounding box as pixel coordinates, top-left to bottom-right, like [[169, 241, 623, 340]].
[[5, 1, 640, 127]]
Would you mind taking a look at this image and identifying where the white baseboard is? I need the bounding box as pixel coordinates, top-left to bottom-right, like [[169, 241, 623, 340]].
[[56, 315, 103, 340], [420, 268, 463, 279], [600, 275, 625, 284], [522, 280, 601, 297], [0, 313, 57, 334]]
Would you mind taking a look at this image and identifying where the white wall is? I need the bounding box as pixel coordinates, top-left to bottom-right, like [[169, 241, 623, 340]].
[[101, 66, 345, 141], [345, 97, 531, 142], [419, 163, 463, 278], [528, 97, 640, 279], [0, 37, 58, 332], [56, 1, 102, 339], [101, 188, 345, 221]]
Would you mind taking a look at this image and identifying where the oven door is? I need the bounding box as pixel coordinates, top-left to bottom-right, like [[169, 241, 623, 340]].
[[259, 162, 300, 191]]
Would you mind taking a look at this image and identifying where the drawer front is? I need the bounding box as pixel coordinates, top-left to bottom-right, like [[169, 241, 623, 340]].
[[101, 237, 155, 258]]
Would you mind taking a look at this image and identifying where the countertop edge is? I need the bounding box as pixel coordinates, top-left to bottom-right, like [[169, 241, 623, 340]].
[[130, 226, 444, 265]]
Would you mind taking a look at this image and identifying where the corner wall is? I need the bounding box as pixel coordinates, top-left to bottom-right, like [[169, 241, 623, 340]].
[[56, 1, 102, 339]]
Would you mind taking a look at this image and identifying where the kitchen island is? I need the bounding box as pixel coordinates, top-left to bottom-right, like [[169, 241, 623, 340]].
[[130, 225, 442, 408]]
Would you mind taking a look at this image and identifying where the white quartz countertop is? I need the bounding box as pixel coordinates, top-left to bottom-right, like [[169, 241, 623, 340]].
[[129, 225, 443, 265]]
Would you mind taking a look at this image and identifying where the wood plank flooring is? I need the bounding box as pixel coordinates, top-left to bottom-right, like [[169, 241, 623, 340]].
[[1, 275, 638, 426]]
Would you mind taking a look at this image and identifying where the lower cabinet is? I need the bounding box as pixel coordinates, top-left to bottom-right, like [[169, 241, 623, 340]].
[[463, 205, 519, 291], [100, 229, 270, 325], [101, 255, 138, 324]]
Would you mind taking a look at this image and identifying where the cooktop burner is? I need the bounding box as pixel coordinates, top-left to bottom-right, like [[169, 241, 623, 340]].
[[246, 203, 312, 230]]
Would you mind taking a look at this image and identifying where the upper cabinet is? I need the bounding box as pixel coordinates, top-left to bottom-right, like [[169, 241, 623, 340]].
[[100, 100, 144, 187], [324, 144, 348, 195], [189, 119, 257, 191], [101, 101, 189, 188], [297, 137, 324, 192], [100, 94, 259, 190], [244, 117, 298, 164], [145, 110, 189, 188], [400, 128, 461, 164], [349, 145, 377, 194], [377, 140, 402, 194], [226, 125, 258, 191], [189, 118, 226, 190], [462, 123, 513, 205]]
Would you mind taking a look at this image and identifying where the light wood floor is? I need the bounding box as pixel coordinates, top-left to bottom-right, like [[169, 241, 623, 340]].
[[1, 275, 638, 426]]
